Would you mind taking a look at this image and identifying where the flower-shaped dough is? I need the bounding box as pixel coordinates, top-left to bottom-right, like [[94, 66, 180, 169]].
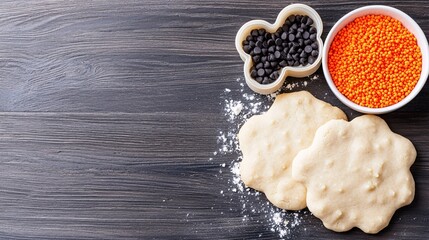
[[292, 115, 416, 233], [238, 91, 347, 210]]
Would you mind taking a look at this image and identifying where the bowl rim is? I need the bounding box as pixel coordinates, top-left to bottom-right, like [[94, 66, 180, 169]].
[[322, 5, 429, 114]]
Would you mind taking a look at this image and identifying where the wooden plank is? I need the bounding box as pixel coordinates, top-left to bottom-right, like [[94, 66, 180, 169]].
[[0, 112, 220, 239]]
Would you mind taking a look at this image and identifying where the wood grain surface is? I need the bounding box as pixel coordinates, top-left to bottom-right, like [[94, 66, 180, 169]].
[[0, 0, 427, 239]]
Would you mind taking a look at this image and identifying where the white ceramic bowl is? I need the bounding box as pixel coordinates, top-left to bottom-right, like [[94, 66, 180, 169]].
[[322, 5, 429, 114], [235, 4, 323, 94]]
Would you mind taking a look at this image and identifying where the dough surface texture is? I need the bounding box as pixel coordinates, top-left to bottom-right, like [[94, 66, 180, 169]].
[[292, 115, 416, 233], [238, 91, 347, 210]]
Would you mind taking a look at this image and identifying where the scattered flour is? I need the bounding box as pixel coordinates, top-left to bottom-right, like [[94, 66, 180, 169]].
[[213, 76, 319, 239]]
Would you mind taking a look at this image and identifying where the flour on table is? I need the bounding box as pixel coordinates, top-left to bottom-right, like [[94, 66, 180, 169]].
[[213, 76, 319, 239]]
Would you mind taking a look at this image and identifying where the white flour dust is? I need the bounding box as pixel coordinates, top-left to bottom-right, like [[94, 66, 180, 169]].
[[213, 76, 318, 239]]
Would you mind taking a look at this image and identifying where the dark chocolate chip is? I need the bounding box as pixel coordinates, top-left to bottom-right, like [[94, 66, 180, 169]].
[[270, 61, 278, 68], [256, 41, 262, 48], [286, 53, 293, 60], [291, 23, 298, 30], [257, 68, 265, 76], [309, 27, 317, 33], [289, 47, 296, 54], [268, 46, 275, 53], [243, 45, 251, 54], [263, 61, 270, 69], [308, 56, 315, 64], [276, 46, 283, 51], [279, 60, 287, 67], [281, 32, 287, 40], [261, 48, 267, 55], [257, 35, 264, 42], [288, 34, 295, 42], [254, 47, 262, 54], [270, 71, 279, 80], [301, 16, 308, 24], [261, 56, 267, 62], [267, 39, 274, 46], [275, 38, 282, 46], [264, 32, 271, 39], [262, 41, 268, 48], [310, 33, 316, 41], [268, 53, 275, 61], [296, 31, 302, 39], [300, 51, 308, 58], [258, 29, 265, 35], [303, 31, 310, 40], [304, 45, 312, 53], [251, 29, 258, 37], [255, 76, 263, 83], [282, 25, 289, 32], [256, 62, 263, 69], [262, 77, 271, 84], [274, 51, 281, 59], [250, 68, 257, 78], [311, 42, 318, 49], [300, 58, 307, 65], [265, 68, 272, 75], [288, 60, 294, 66], [306, 18, 313, 26], [293, 61, 300, 66], [311, 50, 319, 57], [288, 15, 295, 23], [252, 55, 260, 63], [292, 54, 299, 61]]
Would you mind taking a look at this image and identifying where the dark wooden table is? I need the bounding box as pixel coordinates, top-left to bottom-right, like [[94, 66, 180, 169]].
[[0, 0, 428, 239]]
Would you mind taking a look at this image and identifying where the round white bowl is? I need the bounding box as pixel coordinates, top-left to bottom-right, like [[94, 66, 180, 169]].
[[236, 4, 323, 94], [322, 5, 429, 114]]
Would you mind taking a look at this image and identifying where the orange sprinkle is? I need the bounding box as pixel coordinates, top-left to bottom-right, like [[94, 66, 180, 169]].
[[328, 15, 422, 108]]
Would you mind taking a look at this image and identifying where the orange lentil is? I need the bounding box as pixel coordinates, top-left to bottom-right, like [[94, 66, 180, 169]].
[[328, 15, 422, 108]]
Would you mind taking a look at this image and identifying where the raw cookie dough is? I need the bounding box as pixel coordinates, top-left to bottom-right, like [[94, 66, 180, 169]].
[[238, 91, 347, 210], [292, 115, 416, 233]]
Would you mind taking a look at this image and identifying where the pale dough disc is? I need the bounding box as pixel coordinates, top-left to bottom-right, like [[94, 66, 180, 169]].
[[292, 115, 416, 233], [238, 91, 347, 210]]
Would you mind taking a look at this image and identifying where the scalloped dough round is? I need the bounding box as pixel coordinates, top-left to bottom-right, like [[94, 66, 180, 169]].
[[238, 91, 347, 210], [292, 115, 416, 233]]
